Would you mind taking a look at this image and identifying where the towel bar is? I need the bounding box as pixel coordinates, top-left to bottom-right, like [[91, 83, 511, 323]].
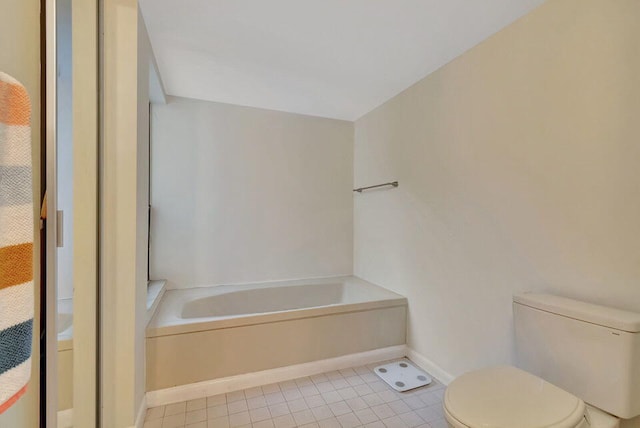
[[353, 181, 398, 193]]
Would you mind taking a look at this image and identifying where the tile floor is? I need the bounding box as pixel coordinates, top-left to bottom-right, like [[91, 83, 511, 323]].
[[143, 359, 448, 428]]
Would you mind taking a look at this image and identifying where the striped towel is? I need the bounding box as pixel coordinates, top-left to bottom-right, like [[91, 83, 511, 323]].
[[0, 72, 34, 414]]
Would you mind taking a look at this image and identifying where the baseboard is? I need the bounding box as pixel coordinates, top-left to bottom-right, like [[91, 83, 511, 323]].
[[405, 347, 454, 385], [132, 395, 147, 428], [57, 408, 73, 428], [146, 345, 407, 407]]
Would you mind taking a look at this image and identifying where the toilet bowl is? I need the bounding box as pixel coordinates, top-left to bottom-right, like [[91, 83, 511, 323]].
[[441, 293, 640, 428], [443, 366, 619, 428], [444, 366, 587, 428]]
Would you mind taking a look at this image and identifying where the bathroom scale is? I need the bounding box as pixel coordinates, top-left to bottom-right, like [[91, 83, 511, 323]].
[[374, 360, 432, 392]]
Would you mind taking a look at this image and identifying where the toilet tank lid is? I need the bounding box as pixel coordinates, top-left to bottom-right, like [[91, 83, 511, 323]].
[[514, 293, 640, 333]]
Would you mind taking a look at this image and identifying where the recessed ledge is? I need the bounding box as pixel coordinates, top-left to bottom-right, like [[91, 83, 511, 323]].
[[147, 279, 167, 326]]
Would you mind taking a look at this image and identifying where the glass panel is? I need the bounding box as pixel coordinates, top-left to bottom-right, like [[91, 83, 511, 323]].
[[56, 0, 73, 425]]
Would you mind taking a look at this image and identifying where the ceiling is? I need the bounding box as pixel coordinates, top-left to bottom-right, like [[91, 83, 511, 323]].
[[139, 0, 546, 121]]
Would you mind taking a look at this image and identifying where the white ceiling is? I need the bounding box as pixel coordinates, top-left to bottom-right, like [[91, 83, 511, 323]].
[[139, 0, 546, 121]]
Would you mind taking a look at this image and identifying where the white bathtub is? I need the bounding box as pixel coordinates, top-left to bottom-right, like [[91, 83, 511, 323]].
[[146, 276, 407, 391]]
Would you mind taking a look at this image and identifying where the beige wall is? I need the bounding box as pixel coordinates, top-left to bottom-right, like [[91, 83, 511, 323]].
[[150, 97, 354, 288], [354, 0, 640, 379], [102, 2, 151, 426], [0, 0, 41, 427]]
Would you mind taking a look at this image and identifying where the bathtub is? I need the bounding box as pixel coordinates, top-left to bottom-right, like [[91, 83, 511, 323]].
[[146, 276, 407, 391]]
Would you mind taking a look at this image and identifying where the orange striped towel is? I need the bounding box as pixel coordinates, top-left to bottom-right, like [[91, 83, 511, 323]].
[[0, 71, 34, 414]]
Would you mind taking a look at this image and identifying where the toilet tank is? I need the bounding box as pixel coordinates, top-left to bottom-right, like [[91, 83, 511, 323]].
[[513, 293, 640, 419]]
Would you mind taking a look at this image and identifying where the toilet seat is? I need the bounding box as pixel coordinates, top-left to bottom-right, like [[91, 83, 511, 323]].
[[444, 366, 587, 428]]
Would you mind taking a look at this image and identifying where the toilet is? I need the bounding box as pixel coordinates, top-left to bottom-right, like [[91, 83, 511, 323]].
[[444, 293, 640, 428]]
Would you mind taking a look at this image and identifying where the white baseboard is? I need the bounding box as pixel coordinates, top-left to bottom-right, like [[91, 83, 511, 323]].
[[132, 395, 147, 428], [57, 409, 73, 428], [146, 345, 407, 407], [405, 347, 454, 385]]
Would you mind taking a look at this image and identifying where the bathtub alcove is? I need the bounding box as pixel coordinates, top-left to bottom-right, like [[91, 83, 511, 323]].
[[146, 276, 407, 392]]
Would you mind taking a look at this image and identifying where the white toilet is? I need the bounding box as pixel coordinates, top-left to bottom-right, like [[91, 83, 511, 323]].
[[444, 293, 640, 428]]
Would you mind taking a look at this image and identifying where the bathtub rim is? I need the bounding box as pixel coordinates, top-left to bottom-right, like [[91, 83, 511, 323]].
[[147, 275, 406, 338]]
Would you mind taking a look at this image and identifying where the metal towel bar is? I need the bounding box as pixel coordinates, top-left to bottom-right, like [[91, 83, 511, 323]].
[[353, 181, 398, 193]]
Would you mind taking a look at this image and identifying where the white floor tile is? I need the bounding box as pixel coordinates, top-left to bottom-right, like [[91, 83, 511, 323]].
[[147, 359, 444, 428], [354, 408, 378, 425], [346, 397, 368, 412], [279, 380, 298, 391], [226, 391, 245, 403], [354, 384, 374, 396], [300, 385, 321, 397], [262, 383, 281, 394], [244, 386, 264, 399], [253, 419, 275, 428], [346, 376, 365, 387], [187, 398, 207, 412], [247, 395, 268, 410], [268, 402, 291, 418], [165, 402, 186, 416], [388, 400, 411, 415], [322, 390, 344, 404], [370, 404, 395, 420], [145, 406, 165, 421], [337, 387, 358, 400], [398, 411, 424, 428], [265, 391, 286, 405], [331, 378, 351, 390], [228, 411, 251, 427], [311, 373, 329, 384], [318, 417, 342, 428], [208, 404, 228, 419], [402, 396, 425, 410], [227, 399, 248, 414], [207, 415, 230, 428], [328, 401, 352, 417], [292, 409, 316, 426], [162, 413, 185, 428], [311, 404, 334, 421], [288, 397, 310, 412], [361, 393, 384, 407], [336, 412, 361, 428], [207, 394, 227, 407], [305, 394, 326, 408], [273, 414, 296, 428], [186, 409, 207, 424], [249, 406, 272, 423], [295, 377, 314, 387], [381, 415, 408, 428], [283, 388, 303, 401], [317, 381, 336, 393]]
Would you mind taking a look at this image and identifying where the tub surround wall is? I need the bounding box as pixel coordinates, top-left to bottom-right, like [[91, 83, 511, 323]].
[[354, 0, 640, 380], [150, 97, 354, 288]]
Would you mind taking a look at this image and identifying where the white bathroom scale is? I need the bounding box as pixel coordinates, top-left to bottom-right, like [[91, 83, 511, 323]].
[[374, 360, 432, 392]]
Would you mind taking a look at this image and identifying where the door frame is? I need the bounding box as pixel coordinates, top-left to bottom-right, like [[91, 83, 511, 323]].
[[44, 0, 100, 426]]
